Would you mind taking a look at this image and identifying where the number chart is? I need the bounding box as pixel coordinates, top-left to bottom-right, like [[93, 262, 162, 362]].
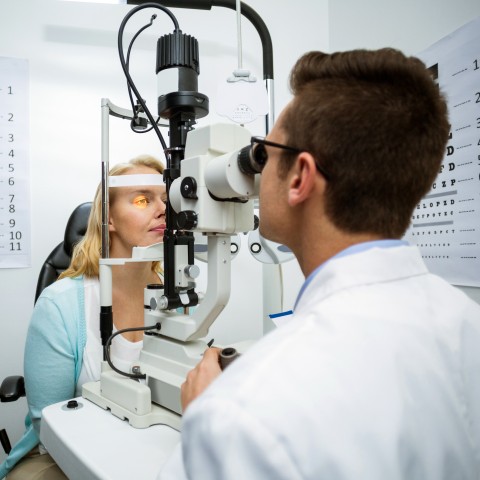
[[403, 17, 480, 286], [0, 57, 30, 268]]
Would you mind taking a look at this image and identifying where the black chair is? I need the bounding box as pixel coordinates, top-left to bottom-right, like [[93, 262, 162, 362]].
[[34, 202, 92, 302], [0, 202, 92, 454]]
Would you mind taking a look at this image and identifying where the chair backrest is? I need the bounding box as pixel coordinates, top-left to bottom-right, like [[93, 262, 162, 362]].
[[34, 202, 92, 303]]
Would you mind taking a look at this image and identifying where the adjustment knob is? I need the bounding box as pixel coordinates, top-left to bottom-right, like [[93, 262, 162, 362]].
[[177, 210, 198, 230], [184, 264, 200, 279], [67, 400, 79, 409], [149, 297, 158, 310], [181, 177, 198, 199]]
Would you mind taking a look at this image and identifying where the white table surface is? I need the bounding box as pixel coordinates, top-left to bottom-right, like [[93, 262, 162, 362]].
[[41, 397, 180, 480]]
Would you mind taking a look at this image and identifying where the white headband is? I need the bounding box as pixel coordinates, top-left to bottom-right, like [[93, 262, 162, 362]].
[[108, 174, 164, 187]]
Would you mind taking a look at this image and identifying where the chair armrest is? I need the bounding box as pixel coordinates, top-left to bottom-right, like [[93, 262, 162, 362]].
[[0, 375, 25, 402]]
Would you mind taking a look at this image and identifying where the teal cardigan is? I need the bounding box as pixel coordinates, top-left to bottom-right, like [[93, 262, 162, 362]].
[[0, 277, 87, 478]]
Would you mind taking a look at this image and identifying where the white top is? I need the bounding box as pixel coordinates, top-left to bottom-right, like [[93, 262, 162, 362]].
[[76, 277, 143, 396], [158, 245, 480, 480]]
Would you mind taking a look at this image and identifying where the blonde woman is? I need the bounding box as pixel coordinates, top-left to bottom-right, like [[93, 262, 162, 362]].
[[1, 155, 166, 479]]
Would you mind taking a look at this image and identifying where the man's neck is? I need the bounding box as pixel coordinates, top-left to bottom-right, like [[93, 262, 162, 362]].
[[294, 227, 382, 278]]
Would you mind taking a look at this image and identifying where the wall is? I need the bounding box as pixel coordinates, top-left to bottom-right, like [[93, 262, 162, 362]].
[[329, 0, 480, 55], [329, 0, 480, 305], [0, 0, 326, 462]]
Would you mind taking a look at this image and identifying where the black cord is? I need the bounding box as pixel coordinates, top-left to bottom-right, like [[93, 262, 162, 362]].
[[125, 14, 167, 134], [118, 3, 181, 154], [105, 322, 161, 379], [126, 13, 156, 132]]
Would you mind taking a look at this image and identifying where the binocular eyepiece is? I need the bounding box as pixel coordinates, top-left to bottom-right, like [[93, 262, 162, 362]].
[[237, 143, 264, 175]]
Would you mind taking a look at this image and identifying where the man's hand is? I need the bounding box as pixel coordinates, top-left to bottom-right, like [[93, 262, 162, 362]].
[[181, 347, 222, 411]]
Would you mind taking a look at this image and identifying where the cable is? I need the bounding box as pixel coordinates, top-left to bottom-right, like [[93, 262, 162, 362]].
[[124, 14, 169, 134], [126, 14, 156, 109], [118, 3, 181, 154], [105, 322, 161, 379], [125, 13, 157, 133]]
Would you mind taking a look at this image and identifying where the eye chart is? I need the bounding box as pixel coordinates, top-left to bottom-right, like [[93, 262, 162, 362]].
[[0, 57, 30, 268], [403, 17, 480, 287]]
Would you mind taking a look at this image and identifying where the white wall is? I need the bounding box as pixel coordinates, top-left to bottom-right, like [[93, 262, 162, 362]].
[[329, 0, 480, 55], [0, 0, 325, 462], [329, 0, 480, 305]]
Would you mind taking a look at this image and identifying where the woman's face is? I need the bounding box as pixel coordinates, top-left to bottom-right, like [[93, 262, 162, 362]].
[[108, 165, 167, 258]]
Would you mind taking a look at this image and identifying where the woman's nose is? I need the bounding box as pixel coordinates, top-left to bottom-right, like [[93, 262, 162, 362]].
[[155, 197, 166, 217]]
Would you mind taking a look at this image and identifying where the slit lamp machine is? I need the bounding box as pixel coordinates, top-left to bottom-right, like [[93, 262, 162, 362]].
[[82, 0, 292, 430]]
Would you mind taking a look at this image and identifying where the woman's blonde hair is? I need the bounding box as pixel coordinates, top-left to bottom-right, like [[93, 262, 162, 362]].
[[59, 155, 165, 279]]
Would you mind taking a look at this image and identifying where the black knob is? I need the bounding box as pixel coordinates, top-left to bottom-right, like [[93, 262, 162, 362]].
[[177, 211, 198, 230], [66, 400, 79, 409], [219, 347, 241, 370], [181, 177, 198, 199]]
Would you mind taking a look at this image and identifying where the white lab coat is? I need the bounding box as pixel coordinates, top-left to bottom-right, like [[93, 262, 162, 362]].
[[159, 244, 480, 480]]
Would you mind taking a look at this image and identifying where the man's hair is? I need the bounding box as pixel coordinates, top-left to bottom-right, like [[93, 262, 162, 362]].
[[282, 48, 450, 238], [59, 155, 164, 279]]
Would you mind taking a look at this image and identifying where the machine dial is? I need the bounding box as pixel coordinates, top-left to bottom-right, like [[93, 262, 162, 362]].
[[177, 210, 198, 230]]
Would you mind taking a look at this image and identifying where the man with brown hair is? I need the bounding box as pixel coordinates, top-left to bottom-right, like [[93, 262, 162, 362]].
[[160, 48, 480, 479]]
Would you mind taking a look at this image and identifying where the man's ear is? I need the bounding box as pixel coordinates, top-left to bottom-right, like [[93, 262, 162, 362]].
[[287, 153, 319, 207]]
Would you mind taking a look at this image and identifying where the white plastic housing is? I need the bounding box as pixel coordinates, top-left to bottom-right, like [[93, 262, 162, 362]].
[[169, 123, 258, 234]]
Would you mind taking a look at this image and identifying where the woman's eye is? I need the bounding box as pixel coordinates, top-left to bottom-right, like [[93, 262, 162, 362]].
[[133, 196, 149, 208]]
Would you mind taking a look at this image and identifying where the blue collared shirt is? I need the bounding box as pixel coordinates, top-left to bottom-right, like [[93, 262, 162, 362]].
[[294, 239, 408, 310]]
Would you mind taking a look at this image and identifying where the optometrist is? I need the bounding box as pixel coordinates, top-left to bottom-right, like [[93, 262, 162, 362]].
[[158, 48, 480, 480]]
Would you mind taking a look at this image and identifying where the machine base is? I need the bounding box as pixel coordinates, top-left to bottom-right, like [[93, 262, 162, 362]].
[[82, 376, 181, 431]]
